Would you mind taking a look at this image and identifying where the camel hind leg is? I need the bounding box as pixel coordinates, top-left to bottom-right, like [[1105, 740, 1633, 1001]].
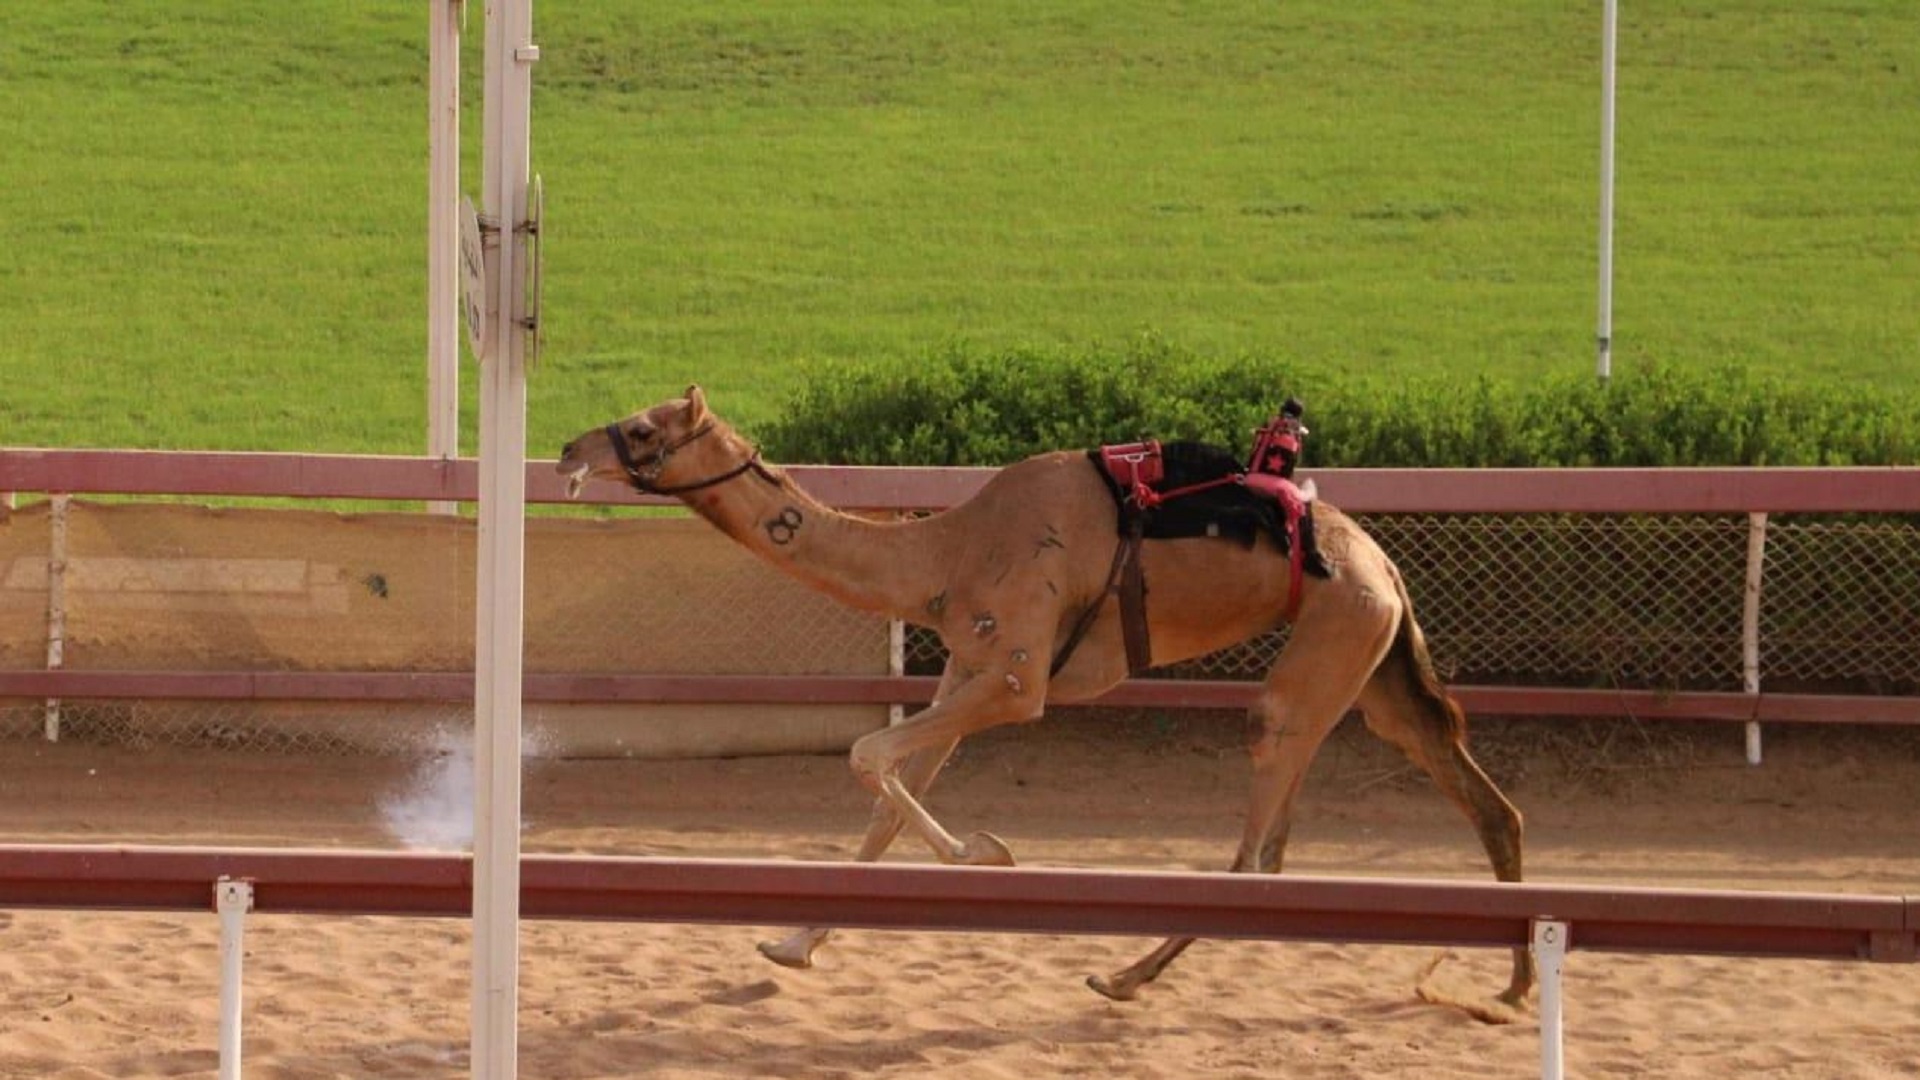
[[1088, 576, 1401, 1001], [1354, 603, 1533, 1011]]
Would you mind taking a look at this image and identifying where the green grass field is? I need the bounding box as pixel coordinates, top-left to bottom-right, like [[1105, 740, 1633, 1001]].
[[1, 1, 1913, 457]]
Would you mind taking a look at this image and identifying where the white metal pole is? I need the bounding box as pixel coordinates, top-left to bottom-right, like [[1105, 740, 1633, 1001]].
[[473, 0, 536, 1076], [887, 617, 906, 727], [216, 878, 255, 1080], [888, 512, 907, 726], [1742, 512, 1769, 765], [1597, 0, 1618, 381], [427, 0, 463, 516], [43, 494, 68, 741], [1533, 919, 1570, 1080]]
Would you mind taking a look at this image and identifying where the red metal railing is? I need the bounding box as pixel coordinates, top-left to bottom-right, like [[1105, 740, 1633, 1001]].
[[1, 670, 1918, 726], [0, 845, 1912, 963], [5, 447, 1920, 511]]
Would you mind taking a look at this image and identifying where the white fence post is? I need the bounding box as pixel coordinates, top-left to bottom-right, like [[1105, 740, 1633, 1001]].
[[1533, 918, 1569, 1080], [216, 878, 256, 1080], [887, 510, 910, 726], [1742, 511, 1769, 765], [426, 0, 463, 517], [43, 495, 70, 741], [887, 616, 906, 727]]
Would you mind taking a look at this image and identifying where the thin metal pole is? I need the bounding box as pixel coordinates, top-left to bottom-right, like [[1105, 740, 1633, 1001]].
[[426, 0, 463, 516], [888, 515, 907, 726], [1742, 512, 1769, 765], [1597, 0, 1618, 381], [1533, 919, 1570, 1080], [887, 618, 906, 727], [216, 878, 255, 1080], [43, 495, 68, 741], [473, 0, 536, 1075]]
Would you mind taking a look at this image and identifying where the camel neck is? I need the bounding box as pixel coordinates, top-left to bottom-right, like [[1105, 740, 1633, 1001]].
[[680, 459, 933, 621]]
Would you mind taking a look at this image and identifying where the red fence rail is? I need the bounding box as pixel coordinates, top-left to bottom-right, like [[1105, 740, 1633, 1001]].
[[0, 845, 1912, 963], [1, 670, 1918, 727], [5, 447, 1920, 512]]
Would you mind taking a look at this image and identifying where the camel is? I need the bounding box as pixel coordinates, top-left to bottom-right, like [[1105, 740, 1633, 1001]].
[[556, 385, 1532, 1014]]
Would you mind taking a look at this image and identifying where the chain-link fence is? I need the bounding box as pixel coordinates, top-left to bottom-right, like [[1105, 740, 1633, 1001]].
[[0, 698, 476, 755], [4, 499, 1917, 756], [907, 513, 1920, 696], [0, 498, 889, 756]]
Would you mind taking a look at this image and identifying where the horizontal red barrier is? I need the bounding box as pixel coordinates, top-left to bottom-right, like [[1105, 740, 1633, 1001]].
[[3, 670, 1917, 727], [0, 846, 1911, 963], [5, 448, 1919, 513]]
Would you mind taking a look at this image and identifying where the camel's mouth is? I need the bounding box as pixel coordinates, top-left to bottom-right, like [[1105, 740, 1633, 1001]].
[[563, 463, 591, 500]]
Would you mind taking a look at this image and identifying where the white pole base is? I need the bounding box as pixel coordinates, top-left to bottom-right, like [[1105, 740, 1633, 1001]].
[[216, 878, 256, 1080], [1533, 918, 1570, 1080]]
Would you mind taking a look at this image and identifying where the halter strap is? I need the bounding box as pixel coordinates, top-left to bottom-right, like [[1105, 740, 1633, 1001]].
[[604, 419, 779, 495]]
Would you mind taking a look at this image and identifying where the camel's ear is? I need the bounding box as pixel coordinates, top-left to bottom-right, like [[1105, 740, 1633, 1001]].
[[684, 384, 709, 423]]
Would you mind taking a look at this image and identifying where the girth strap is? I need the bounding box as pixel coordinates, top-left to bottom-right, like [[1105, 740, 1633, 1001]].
[[1050, 517, 1152, 679], [1118, 519, 1152, 672]]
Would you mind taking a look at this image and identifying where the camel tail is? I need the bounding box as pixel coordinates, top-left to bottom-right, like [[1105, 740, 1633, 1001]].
[[1381, 563, 1468, 743]]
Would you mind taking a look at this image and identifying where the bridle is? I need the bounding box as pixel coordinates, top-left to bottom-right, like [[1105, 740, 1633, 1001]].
[[603, 418, 778, 495]]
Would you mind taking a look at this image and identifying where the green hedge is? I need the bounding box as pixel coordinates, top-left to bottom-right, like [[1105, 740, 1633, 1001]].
[[763, 338, 1918, 468]]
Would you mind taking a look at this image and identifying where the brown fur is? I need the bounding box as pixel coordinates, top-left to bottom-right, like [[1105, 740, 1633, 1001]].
[[557, 386, 1533, 1015]]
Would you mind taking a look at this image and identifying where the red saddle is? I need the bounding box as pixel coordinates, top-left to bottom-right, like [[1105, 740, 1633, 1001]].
[[1096, 440, 1166, 508]]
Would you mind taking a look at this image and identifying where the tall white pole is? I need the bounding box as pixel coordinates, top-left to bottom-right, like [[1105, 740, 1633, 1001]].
[[473, 0, 536, 1075], [1597, 0, 1619, 381], [427, 0, 462, 515]]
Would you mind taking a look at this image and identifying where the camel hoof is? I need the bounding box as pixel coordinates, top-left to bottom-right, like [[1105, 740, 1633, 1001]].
[[756, 938, 815, 970], [957, 830, 1016, 867], [1085, 974, 1138, 1002], [1496, 985, 1532, 1011]]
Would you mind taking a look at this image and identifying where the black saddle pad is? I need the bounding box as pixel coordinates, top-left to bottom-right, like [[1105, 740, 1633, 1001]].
[[1087, 441, 1329, 578]]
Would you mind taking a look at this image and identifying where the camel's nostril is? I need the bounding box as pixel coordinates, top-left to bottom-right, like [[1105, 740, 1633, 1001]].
[[561, 440, 576, 458]]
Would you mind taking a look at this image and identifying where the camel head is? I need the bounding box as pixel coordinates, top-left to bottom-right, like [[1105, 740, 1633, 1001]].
[[556, 384, 718, 498]]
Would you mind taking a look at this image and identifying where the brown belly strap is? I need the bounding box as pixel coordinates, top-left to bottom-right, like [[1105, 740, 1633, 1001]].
[[1050, 518, 1152, 679]]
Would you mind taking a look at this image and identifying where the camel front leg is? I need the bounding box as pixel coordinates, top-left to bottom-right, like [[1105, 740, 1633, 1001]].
[[760, 661, 967, 970], [757, 737, 958, 969], [877, 772, 1016, 866], [849, 668, 1042, 867]]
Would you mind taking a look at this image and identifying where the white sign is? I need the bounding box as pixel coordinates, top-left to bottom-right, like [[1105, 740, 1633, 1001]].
[[460, 196, 491, 362]]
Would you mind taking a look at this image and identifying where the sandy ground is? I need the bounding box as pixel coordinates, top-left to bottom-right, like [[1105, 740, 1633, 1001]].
[[1, 712, 1916, 1079]]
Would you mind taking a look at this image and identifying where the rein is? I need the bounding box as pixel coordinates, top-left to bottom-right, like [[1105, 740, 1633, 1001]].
[[605, 419, 778, 495]]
